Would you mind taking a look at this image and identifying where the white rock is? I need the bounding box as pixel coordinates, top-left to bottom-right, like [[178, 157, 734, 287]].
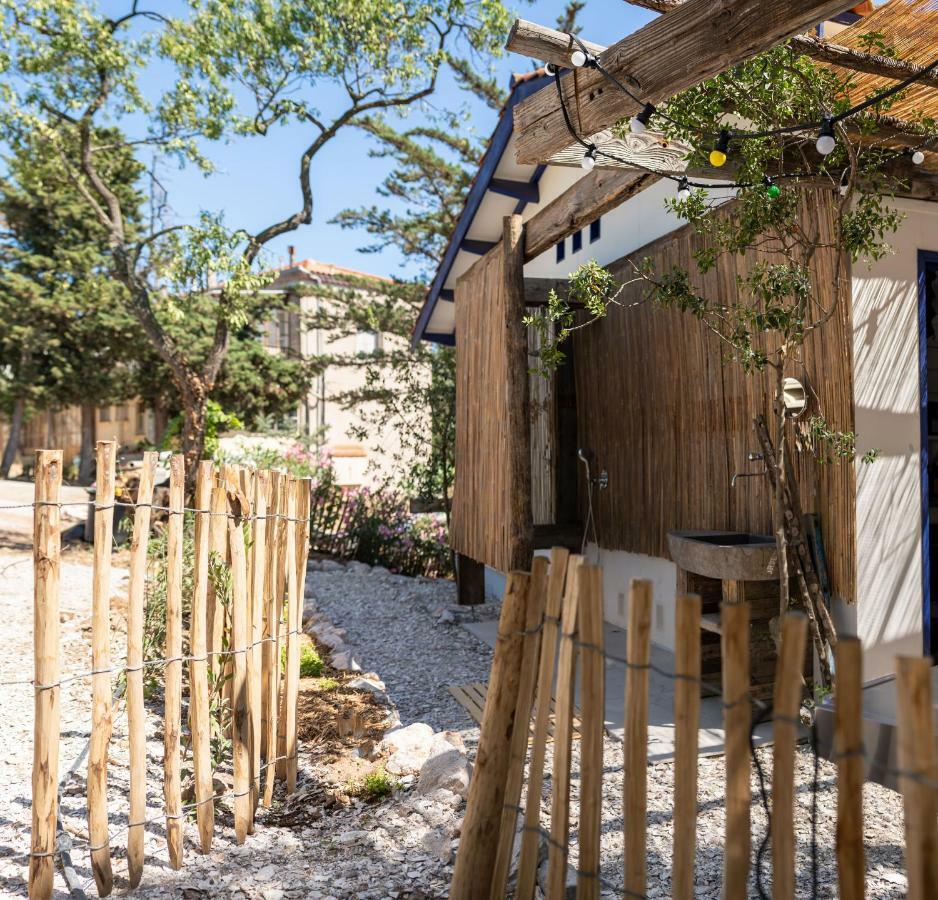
[[334, 830, 369, 845], [347, 561, 372, 574], [386, 748, 428, 776], [415, 733, 471, 798], [348, 675, 387, 696], [377, 722, 435, 757], [332, 650, 361, 672]]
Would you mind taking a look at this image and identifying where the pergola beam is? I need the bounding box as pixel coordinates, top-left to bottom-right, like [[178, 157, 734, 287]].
[[509, 1, 868, 165]]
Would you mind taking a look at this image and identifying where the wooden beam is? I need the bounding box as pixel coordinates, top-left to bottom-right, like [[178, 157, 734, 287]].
[[489, 177, 541, 203], [524, 277, 569, 306], [509, 1, 858, 165], [505, 20, 604, 69], [624, 0, 684, 10], [461, 237, 497, 255], [524, 168, 660, 262]]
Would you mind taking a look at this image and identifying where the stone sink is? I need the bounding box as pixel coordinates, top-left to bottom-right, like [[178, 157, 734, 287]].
[[667, 530, 779, 582]]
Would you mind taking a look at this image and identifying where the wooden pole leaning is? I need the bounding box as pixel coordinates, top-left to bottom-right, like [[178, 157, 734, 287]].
[[772, 612, 808, 900], [283, 478, 301, 793], [29, 450, 63, 900], [189, 460, 215, 853], [516, 547, 570, 900], [671, 593, 701, 900], [545, 554, 583, 898], [577, 564, 605, 900], [206, 466, 228, 682], [126, 451, 158, 885], [450, 571, 532, 900], [491, 556, 548, 899], [835, 636, 864, 900], [896, 654, 938, 900], [262, 470, 282, 806], [250, 470, 268, 817], [163, 454, 185, 869], [88, 440, 116, 895], [226, 465, 253, 843], [623, 579, 653, 898], [721, 597, 751, 900]]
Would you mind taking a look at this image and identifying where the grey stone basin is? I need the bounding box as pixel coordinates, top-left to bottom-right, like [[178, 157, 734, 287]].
[[667, 530, 779, 582]]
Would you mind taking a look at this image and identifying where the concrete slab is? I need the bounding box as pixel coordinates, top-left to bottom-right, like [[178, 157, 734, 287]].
[[460, 617, 775, 761]]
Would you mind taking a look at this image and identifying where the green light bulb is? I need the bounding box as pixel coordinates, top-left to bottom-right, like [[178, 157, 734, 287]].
[[767, 183, 781, 200]]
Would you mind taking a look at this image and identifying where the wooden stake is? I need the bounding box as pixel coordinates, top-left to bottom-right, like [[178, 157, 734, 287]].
[[249, 470, 268, 817], [491, 556, 548, 899], [262, 470, 282, 806], [516, 546, 570, 900], [88, 440, 116, 895], [624, 579, 652, 898], [721, 599, 751, 900], [189, 460, 215, 853], [227, 465, 252, 843], [671, 593, 701, 900], [896, 655, 938, 900], [163, 454, 185, 869], [546, 554, 583, 898], [29, 450, 63, 900], [275, 475, 290, 780], [284, 478, 301, 792], [450, 571, 532, 900], [207, 466, 228, 682], [834, 636, 864, 900], [126, 451, 157, 886], [772, 613, 808, 900], [577, 565, 605, 900]]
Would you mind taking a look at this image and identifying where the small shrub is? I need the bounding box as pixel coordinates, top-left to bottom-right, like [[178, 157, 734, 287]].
[[348, 769, 394, 801], [310, 676, 339, 692], [281, 642, 324, 677]]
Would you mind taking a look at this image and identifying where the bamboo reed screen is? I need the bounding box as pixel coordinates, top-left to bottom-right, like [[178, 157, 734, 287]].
[[573, 189, 856, 601], [528, 309, 557, 527]]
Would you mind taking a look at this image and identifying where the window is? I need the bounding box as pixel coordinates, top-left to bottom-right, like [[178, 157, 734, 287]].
[[590, 218, 601, 243], [571, 230, 583, 253], [136, 403, 146, 433], [99, 406, 111, 423], [555, 240, 565, 263], [115, 403, 129, 422], [356, 331, 378, 354]]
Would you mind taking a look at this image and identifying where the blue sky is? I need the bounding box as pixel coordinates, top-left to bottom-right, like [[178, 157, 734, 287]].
[[152, 1, 656, 281]]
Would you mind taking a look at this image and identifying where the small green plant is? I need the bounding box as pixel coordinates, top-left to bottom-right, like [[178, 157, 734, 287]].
[[348, 769, 395, 801], [281, 642, 324, 677], [310, 676, 339, 692]]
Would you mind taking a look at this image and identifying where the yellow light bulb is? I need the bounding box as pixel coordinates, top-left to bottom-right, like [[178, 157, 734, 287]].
[[709, 148, 727, 168]]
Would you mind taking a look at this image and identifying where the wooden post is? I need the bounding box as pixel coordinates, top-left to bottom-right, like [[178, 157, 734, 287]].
[[671, 593, 701, 900], [126, 451, 157, 886], [772, 612, 808, 900], [491, 556, 548, 899], [88, 440, 116, 895], [227, 466, 252, 843], [546, 554, 583, 898], [163, 454, 185, 869], [189, 460, 215, 853], [457, 552, 486, 606], [721, 599, 751, 900], [275, 475, 290, 780], [29, 450, 62, 900], [262, 470, 282, 806], [896, 655, 938, 900], [207, 466, 228, 681], [503, 214, 534, 570], [284, 478, 301, 792], [577, 564, 605, 900], [450, 571, 532, 900], [835, 636, 864, 900], [516, 546, 570, 900], [250, 470, 268, 817], [624, 579, 652, 898]]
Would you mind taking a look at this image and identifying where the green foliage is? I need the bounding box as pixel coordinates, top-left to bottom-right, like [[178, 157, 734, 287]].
[[347, 769, 395, 801], [807, 415, 880, 465], [162, 400, 243, 458], [281, 643, 324, 677]]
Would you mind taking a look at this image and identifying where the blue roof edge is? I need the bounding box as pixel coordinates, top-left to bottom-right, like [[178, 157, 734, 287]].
[[411, 73, 551, 349]]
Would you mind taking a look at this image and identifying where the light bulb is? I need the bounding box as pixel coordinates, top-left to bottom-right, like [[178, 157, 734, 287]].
[[816, 117, 836, 156], [630, 103, 656, 135], [709, 130, 730, 168], [570, 49, 587, 68], [912, 150, 925, 165], [839, 180, 849, 196], [677, 177, 691, 201], [581, 147, 596, 171], [630, 116, 646, 135], [544, 62, 556, 77]]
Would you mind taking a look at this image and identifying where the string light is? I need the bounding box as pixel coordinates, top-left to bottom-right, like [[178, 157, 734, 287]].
[[709, 130, 729, 168], [677, 177, 691, 201], [570, 48, 588, 68], [839, 170, 850, 196], [912, 149, 925, 165], [630, 103, 656, 135], [581, 146, 597, 171], [763, 175, 781, 199], [544, 62, 557, 77], [816, 117, 836, 156]]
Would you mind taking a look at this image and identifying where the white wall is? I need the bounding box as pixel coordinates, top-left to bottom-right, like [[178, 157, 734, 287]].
[[851, 198, 938, 680]]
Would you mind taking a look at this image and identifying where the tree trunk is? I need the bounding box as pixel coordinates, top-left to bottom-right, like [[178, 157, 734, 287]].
[[179, 384, 209, 489], [78, 404, 96, 484], [0, 397, 25, 478]]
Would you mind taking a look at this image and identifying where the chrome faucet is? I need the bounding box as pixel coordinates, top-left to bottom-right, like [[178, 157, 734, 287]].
[[731, 452, 766, 488]]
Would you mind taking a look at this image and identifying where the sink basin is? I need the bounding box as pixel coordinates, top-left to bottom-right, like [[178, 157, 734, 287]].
[[667, 530, 779, 582]]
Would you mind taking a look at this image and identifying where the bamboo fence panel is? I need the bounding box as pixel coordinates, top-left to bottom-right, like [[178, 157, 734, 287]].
[[283, 478, 301, 793], [190, 459, 215, 853], [263, 470, 283, 806], [164, 454, 185, 870], [249, 471, 267, 820], [207, 466, 228, 681], [88, 440, 116, 896], [528, 309, 556, 527], [127, 451, 158, 884], [572, 189, 855, 601], [275, 475, 290, 781], [29, 450, 62, 900]]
